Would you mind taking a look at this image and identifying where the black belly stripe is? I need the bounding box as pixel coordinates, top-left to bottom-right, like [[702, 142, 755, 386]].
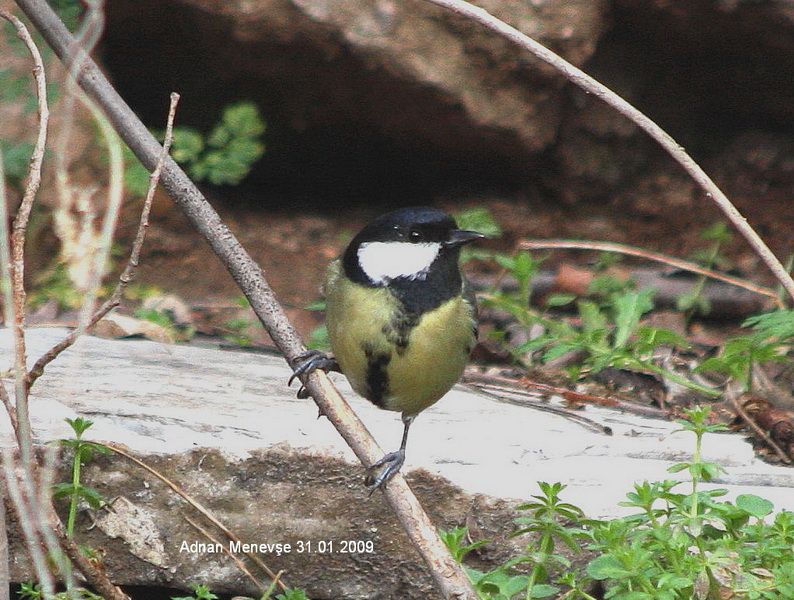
[[362, 342, 391, 407]]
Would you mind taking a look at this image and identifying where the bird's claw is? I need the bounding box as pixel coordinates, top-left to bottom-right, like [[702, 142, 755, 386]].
[[289, 350, 339, 398], [365, 449, 405, 495]]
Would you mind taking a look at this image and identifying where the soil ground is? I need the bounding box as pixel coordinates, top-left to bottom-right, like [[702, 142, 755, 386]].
[[113, 186, 790, 345]]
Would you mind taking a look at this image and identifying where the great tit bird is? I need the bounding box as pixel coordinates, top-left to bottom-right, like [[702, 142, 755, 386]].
[[290, 207, 484, 491]]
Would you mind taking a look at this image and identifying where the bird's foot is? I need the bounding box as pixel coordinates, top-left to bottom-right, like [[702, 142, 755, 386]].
[[288, 350, 339, 399], [364, 449, 405, 495]]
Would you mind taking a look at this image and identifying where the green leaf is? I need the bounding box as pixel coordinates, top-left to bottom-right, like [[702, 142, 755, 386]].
[[124, 157, 151, 197], [454, 207, 502, 238], [578, 301, 608, 334], [304, 299, 326, 311], [744, 309, 794, 342], [587, 554, 633, 579], [701, 221, 731, 243], [0, 140, 34, 184], [307, 324, 330, 351], [52, 482, 77, 500], [66, 416, 94, 437], [170, 127, 205, 163], [612, 289, 654, 349], [220, 101, 266, 138], [78, 485, 106, 509], [667, 462, 689, 473], [736, 494, 774, 519], [545, 293, 577, 307], [529, 583, 560, 598], [276, 589, 310, 600]]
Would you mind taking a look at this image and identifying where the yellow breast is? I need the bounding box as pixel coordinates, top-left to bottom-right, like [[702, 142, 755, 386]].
[[324, 260, 475, 415]]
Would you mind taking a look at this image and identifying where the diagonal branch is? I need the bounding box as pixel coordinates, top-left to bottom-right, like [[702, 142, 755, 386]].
[[13, 1, 477, 597], [519, 239, 784, 308], [423, 0, 794, 304]]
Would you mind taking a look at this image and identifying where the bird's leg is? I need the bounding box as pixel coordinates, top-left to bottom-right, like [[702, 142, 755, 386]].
[[365, 414, 414, 494], [288, 350, 340, 399]]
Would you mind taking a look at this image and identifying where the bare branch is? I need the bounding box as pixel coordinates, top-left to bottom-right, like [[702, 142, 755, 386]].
[[27, 92, 180, 389], [0, 381, 19, 443], [1, 452, 55, 597], [0, 492, 9, 600], [519, 239, 784, 308], [422, 0, 794, 303], [0, 10, 49, 329], [52, 517, 131, 600], [0, 9, 49, 476]]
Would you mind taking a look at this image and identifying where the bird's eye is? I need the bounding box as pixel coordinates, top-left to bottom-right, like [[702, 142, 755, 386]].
[[409, 230, 423, 242]]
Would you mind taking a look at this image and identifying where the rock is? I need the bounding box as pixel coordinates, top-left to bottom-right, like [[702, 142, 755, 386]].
[[142, 293, 194, 328], [104, 0, 610, 168], [90, 313, 175, 343], [4, 328, 794, 596]]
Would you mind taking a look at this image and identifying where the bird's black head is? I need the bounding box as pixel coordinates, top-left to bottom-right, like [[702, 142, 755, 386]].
[[342, 207, 484, 313]]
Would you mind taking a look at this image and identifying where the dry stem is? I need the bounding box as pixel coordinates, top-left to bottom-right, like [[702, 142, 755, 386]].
[[729, 392, 792, 465], [0, 9, 49, 476], [519, 239, 783, 308], [1, 452, 55, 596], [423, 0, 794, 303], [184, 515, 267, 594]]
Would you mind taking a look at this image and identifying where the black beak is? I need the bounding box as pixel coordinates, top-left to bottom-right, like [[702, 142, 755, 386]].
[[446, 229, 486, 247]]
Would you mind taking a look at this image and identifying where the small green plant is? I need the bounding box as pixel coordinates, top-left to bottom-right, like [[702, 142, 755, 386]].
[[677, 222, 733, 320], [171, 584, 218, 600], [134, 306, 177, 328], [53, 417, 109, 538], [17, 582, 103, 600], [697, 309, 794, 391], [505, 284, 719, 397], [177, 584, 310, 600], [443, 406, 794, 599], [0, 139, 35, 187], [28, 263, 94, 310], [123, 282, 164, 301], [481, 250, 544, 331], [305, 299, 330, 351], [124, 101, 266, 195], [224, 316, 255, 347]]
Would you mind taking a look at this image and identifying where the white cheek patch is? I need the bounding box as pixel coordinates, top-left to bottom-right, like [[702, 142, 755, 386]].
[[358, 241, 441, 285]]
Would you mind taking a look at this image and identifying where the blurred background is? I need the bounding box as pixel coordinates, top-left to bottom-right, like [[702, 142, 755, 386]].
[[1, 0, 792, 343]]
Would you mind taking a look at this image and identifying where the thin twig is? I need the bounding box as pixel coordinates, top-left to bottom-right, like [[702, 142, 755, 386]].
[[0, 381, 19, 443], [26, 92, 180, 389], [101, 443, 288, 592], [0, 451, 55, 597], [463, 379, 612, 434], [422, 0, 794, 304], [519, 239, 783, 308], [184, 515, 267, 594], [0, 19, 70, 594], [729, 392, 792, 464], [0, 490, 8, 600], [15, 2, 478, 596], [36, 445, 74, 591], [0, 10, 49, 343], [51, 517, 130, 600], [0, 10, 48, 478], [464, 369, 670, 420]]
